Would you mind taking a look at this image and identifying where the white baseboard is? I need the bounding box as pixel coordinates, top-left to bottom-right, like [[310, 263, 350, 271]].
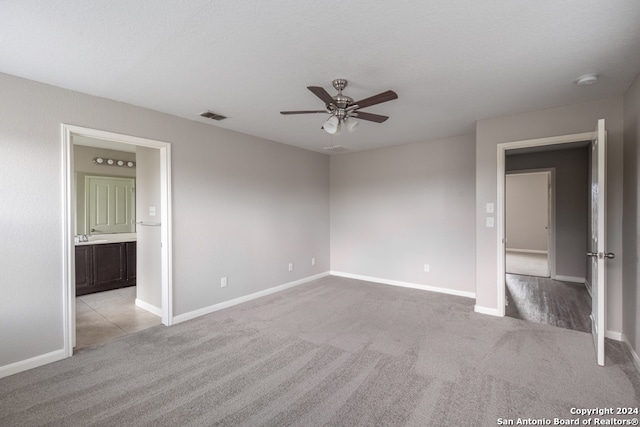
[[554, 275, 586, 284], [474, 305, 502, 317], [506, 248, 548, 254], [0, 349, 67, 379], [172, 272, 330, 324], [329, 271, 476, 299], [622, 333, 640, 374], [605, 330, 623, 341], [135, 299, 162, 317]]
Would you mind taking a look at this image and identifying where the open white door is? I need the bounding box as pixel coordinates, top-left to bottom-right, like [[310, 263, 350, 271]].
[[589, 118, 613, 366]]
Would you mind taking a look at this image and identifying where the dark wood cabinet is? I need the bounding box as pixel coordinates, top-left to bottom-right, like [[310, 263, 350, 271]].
[[75, 242, 136, 296], [74, 245, 93, 292], [125, 241, 137, 284]]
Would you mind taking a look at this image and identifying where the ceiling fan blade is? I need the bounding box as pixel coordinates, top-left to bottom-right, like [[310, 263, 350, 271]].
[[353, 111, 389, 123], [354, 90, 398, 109], [307, 86, 336, 106], [280, 110, 327, 115]]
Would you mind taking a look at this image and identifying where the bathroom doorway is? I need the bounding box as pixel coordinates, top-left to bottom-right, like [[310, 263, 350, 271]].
[[62, 125, 173, 356]]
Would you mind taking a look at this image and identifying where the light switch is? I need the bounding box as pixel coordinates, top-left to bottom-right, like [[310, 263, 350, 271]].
[[149, 206, 156, 217], [486, 203, 494, 213], [486, 217, 495, 228]]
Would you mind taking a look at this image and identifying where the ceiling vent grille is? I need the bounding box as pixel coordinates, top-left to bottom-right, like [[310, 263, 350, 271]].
[[199, 111, 227, 121], [323, 145, 350, 153]]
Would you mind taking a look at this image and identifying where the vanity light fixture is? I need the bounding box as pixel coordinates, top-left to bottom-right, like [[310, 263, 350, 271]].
[[93, 157, 136, 168]]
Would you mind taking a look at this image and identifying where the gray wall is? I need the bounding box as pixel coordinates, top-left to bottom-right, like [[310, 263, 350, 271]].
[[330, 134, 476, 295], [73, 145, 136, 177], [475, 96, 624, 335], [506, 147, 589, 279], [505, 173, 549, 253], [0, 72, 330, 369], [135, 146, 162, 310], [623, 71, 640, 360]]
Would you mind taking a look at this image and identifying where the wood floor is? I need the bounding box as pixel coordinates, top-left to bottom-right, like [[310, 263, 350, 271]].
[[505, 274, 591, 333]]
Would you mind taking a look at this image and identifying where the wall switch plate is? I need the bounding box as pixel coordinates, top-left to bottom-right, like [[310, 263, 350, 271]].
[[424, 264, 430, 273], [288, 263, 294, 271], [486, 203, 494, 213], [221, 277, 227, 288], [311, 257, 316, 266], [486, 217, 495, 227]]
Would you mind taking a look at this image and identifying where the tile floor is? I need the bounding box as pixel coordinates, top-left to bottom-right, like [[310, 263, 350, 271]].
[[76, 286, 161, 350]]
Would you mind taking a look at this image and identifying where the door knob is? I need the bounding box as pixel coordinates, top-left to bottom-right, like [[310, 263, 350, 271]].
[[604, 252, 615, 259], [587, 252, 598, 258]]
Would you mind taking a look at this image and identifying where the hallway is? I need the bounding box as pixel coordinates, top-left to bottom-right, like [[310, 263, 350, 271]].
[[505, 274, 591, 333]]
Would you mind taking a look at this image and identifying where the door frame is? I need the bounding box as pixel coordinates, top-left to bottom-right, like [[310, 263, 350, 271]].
[[496, 131, 594, 316], [505, 168, 555, 279], [62, 124, 173, 358]]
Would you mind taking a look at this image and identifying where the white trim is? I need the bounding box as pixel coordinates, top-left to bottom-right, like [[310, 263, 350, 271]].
[[172, 272, 330, 324], [554, 275, 586, 284], [61, 127, 75, 355], [0, 349, 66, 379], [605, 330, 622, 341], [474, 305, 502, 317], [62, 124, 174, 364], [496, 131, 594, 317], [622, 333, 640, 374], [329, 271, 476, 299], [505, 248, 548, 254], [135, 299, 162, 317], [584, 279, 592, 297]]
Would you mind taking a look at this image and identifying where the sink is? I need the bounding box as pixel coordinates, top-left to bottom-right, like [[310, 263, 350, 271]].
[[76, 239, 109, 246]]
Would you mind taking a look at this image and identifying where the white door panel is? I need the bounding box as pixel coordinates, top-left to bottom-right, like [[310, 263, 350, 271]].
[[589, 118, 608, 367], [87, 177, 135, 234]]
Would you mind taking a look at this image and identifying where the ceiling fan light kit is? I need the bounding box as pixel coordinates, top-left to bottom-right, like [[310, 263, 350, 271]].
[[281, 79, 397, 135]]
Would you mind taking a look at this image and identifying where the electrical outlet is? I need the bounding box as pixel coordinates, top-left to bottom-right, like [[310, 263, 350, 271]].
[[311, 257, 316, 266], [221, 277, 227, 288], [288, 263, 294, 271], [424, 264, 430, 273]]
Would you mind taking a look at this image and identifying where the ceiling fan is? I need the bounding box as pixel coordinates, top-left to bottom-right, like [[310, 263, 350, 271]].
[[280, 79, 398, 135]]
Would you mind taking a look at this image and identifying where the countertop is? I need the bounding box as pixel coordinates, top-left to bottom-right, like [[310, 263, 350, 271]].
[[75, 233, 137, 246]]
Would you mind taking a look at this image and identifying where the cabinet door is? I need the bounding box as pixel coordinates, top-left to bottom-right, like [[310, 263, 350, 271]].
[[92, 243, 127, 290], [126, 241, 137, 285], [75, 246, 93, 296]]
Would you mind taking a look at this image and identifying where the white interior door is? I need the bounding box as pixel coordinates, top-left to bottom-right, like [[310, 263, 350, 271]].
[[87, 176, 135, 234], [589, 118, 611, 367]]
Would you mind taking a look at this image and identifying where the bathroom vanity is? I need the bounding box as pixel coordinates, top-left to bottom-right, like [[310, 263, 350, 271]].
[[75, 240, 136, 296]]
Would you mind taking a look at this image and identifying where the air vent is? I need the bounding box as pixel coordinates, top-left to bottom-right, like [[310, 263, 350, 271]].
[[323, 145, 350, 153], [199, 111, 227, 121]]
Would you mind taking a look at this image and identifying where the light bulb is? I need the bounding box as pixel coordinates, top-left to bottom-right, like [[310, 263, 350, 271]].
[[324, 116, 340, 134], [345, 118, 359, 133]]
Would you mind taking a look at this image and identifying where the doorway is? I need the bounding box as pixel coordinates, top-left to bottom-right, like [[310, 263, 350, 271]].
[[62, 125, 173, 357], [502, 143, 591, 333], [505, 170, 553, 278], [496, 122, 609, 365]]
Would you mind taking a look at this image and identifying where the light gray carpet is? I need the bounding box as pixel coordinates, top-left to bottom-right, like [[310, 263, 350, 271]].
[[506, 251, 549, 277], [1, 276, 638, 426]]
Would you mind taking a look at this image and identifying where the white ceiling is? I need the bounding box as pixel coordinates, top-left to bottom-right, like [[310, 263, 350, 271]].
[[2, 1, 640, 154]]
